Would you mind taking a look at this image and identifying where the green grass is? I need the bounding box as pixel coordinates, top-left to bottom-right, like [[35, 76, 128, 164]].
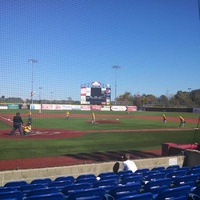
[[0, 110, 199, 160]]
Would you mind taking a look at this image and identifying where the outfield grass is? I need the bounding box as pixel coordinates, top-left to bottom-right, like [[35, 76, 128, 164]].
[[0, 110, 199, 160]]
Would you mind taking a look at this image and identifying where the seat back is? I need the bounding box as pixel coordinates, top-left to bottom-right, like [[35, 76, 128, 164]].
[[75, 177, 97, 185], [116, 192, 153, 200], [117, 170, 133, 177], [0, 190, 23, 200], [48, 180, 72, 190], [151, 166, 165, 172], [155, 185, 191, 200], [67, 188, 105, 200], [145, 172, 166, 181], [109, 182, 141, 198], [135, 168, 150, 175], [62, 183, 91, 196], [31, 178, 52, 186], [4, 180, 27, 189], [173, 174, 198, 187], [120, 175, 143, 184], [166, 165, 180, 170], [99, 174, 119, 181], [167, 170, 187, 179], [144, 178, 172, 190], [24, 192, 65, 200], [19, 184, 46, 196], [26, 187, 60, 197], [92, 179, 119, 192], [93, 178, 118, 188], [54, 176, 75, 183], [76, 174, 96, 180], [0, 187, 17, 193]]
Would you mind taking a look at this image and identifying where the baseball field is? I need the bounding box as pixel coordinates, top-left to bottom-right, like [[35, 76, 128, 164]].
[[0, 109, 199, 171]]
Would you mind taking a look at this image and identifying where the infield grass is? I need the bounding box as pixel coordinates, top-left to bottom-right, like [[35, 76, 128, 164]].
[[0, 110, 199, 160]]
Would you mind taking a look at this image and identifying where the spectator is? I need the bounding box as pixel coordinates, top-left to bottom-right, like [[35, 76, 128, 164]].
[[121, 153, 137, 172]]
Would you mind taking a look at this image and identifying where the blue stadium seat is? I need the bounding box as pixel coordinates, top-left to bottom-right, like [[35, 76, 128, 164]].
[[150, 166, 165, 172], [135, 168, 150, 175], [48, 180, 72, 190], [117, 192, 153, 200], [99, 174, 119, 181], [30, 178, 52, 186], [166, 165, 180, 170], [191, 165, 200, 170], [61, 183, 91, 196], [188, 183, 200, 200], [187, 168, 200, 176], [145, 172, 166, 181], [120, 175, 143, 185], [76, 174, 96, 180], [19, 184, 46, 196], [67, 187, 106, 200], [24, 192, 65, 200], [26, 187, 60, 197], [117, 170, 133, 177], [154, 185, 191, 200], [54, 175, 75, 183], [143, 177, 172, 190], [0, 187, 17, 193], [0, 190, 23, 200], [75, 177, 98, 185], [109, 182, 141, 199], [4, 180, 27, 189], [98, 172, 116, 178], [93, 178, 119, 192], [143, 178, 172, 198], [167, 170, 187, 179], [172, 174, 198, 188]]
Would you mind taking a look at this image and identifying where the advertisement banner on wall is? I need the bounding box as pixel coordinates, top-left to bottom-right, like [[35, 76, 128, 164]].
[[193, 108, 200, 113], [111, 106, 127, 111], [101, 106, 110, 111], [127, 106, 137, 111], [91, 105, 102, 110], [81, 105, 91, 111], [7, 104, 19, 109], [0, 106, 8, 110]]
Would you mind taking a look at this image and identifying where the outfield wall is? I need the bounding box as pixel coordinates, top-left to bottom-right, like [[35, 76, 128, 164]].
[[0, 156, 184, 186], [1, 104, 199, 113]]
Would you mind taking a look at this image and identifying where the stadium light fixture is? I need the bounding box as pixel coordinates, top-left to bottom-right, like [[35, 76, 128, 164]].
[[112, 65, 121, 105]]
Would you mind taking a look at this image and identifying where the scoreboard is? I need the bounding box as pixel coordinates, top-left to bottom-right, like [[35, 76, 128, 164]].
[[81, 81, 111, 105]]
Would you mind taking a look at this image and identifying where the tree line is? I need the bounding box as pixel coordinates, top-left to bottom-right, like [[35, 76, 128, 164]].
[[117, 89, 200, 107], [1, 89, 200, 107]]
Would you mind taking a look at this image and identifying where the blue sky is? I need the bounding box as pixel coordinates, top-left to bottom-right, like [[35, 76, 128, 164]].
[[0, 0, 200, 101]]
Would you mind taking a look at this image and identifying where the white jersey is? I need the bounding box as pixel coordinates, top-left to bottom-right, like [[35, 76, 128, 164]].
[[122, 160, 137, 172]]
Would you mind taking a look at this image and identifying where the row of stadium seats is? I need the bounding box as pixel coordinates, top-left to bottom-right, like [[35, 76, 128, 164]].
[[1, 164, 200, 199]]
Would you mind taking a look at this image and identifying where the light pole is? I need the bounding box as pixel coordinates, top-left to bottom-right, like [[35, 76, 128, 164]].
[[188, 88, 192, 107], [39, 87, 42, 113], [28, 59, 38, 107], [112, 65, 121, 105], [51, 91, 53, 107]]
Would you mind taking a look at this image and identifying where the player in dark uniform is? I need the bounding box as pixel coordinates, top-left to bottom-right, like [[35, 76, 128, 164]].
[[9, 112, 24, 136]]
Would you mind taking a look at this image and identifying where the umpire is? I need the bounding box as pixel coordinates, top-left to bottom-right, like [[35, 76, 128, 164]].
[[9, 112, 24, 136]]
